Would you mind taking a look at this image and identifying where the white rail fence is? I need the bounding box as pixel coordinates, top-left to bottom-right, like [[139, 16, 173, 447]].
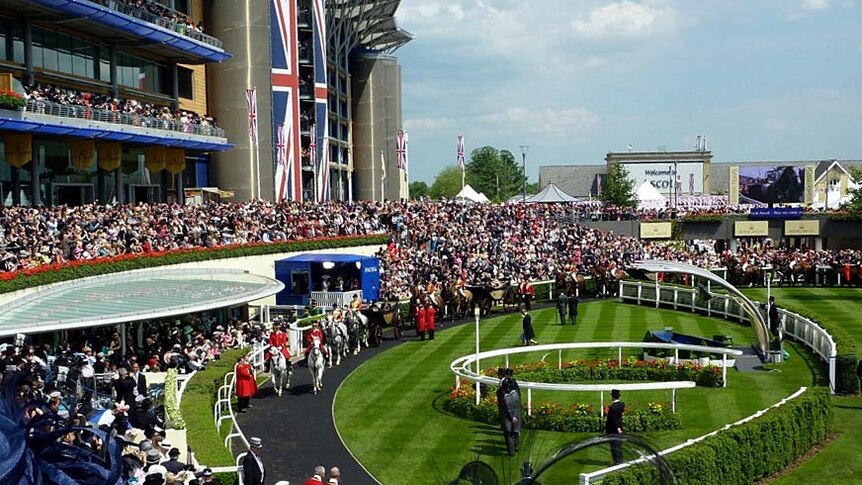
[[618, 280, 837, 393], [578, 386, 810, 484]]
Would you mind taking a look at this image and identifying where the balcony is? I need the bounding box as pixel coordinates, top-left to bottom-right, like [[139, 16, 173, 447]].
[[16, 0, 230, 64], [0, 99, 231, 151]]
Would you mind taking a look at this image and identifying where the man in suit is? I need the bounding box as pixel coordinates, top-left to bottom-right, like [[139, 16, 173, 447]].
[[113, 367, 136, 405], [568, 292, 579, 325], [161, 447, 184, 475], [130, 362, 147, 398], [242, 437, 265, 485], [521, 308, 537, 346], [556, 292, 567, 325], [496, 372, 522, 456], [605, 389, 625, 465]]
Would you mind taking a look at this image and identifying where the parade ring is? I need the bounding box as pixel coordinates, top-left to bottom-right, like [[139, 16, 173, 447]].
[[450, 342, 743, 416]]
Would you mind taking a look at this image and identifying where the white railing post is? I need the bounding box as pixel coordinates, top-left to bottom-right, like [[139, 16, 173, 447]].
[[527, 388, 532, 416]]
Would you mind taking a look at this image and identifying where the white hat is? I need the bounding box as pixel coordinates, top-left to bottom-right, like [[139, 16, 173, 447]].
[[135, 394, 146, 403], [49, 391, 62, 400], [249, 437, 263, 448]]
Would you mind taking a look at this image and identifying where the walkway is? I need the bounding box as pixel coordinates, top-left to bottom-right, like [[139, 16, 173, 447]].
[[236, 330, 408, 484]]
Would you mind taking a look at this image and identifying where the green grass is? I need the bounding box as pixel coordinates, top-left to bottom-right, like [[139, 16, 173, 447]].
[[334, 301, 814, 484], [740, 288, 862, 485]]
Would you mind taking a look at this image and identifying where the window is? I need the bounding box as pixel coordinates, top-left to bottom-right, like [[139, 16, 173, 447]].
[[173, 0, 191, 15], [177, 66, 193, 99], [12, 25, 23, 63]]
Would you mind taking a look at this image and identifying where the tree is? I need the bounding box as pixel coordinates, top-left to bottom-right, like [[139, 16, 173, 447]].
[[409, 181, 429, 199], [841, 167, 862, 212], [428, 165, 464, 199], [466, 146, 526, 202], [601, 162, 637, 207]]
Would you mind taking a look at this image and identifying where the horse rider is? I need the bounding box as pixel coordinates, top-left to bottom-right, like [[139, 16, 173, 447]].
[[332, 303, 345, 323], [456, 271, 468, 299], [426, 276, 439, 298], [304, 321, 328, 363], [349, 294, 364, 312], [267, 323, 291, 361]]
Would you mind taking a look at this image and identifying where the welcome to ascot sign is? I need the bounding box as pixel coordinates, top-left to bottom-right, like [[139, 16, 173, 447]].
[[621, 162, 704, 194]]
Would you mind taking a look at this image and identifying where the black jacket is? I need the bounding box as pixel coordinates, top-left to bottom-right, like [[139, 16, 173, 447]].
[[241, 451, 265, 485], [605, 400, 625, 434]]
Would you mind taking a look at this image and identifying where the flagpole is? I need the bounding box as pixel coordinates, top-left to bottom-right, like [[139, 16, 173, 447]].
[[380, 150, 386, 202]]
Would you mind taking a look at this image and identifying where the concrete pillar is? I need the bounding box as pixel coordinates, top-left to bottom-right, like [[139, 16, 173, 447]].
[[175, 172, 184, 205], [815, 237, 823, 251], [97, 168, 106, 204], [23, 17, 34, 85], [161, 170, 170, 203], [170, 62, 180, 110], [114, 168, 124, 204], [108, 44, 118, 99], [11, 167, 20, 206], [30, 160, 41, 206]]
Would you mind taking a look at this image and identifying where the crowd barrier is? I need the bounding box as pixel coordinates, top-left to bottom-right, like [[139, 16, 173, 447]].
[[618, 280, 837, 393]]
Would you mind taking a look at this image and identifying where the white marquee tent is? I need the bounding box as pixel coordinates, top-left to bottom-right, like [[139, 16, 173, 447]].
[[635, 181, 666, 209], [454, 184, 490, 203]]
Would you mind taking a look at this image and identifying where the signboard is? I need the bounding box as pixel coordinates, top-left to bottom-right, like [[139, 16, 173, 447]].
[[621, 162, 704, 195], [784, 220, 820, 236], [735, 221, 769, 237], [739, 165, 807, 204], [640, 222, 673, 239], [750, 207, 803, 219], [728, 166, 739, 205], [804, 165, 815, 205]]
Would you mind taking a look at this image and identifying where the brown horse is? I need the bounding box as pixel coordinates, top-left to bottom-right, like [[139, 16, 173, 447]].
[[442, 282, 473, 319]]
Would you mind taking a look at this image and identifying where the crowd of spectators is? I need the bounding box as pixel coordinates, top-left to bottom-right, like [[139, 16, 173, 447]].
[[2, 199, 862, 299], [23, 83, 220, 134], [0, 312, 267, 484], [0, 200, 386, 272], [97, 0, 206, 36]]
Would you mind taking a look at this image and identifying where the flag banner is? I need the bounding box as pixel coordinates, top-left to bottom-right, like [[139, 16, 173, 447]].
[[396, 130, 407, 169], [456, 135, 465, 168], [245, 87, 258, 145], [312, 0, 329, 202], [270, 0, 302, 201], [309, 123, 317, 187], [380, 150, 386, 181]]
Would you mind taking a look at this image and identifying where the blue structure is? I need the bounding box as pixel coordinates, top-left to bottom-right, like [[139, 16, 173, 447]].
[[274, 253, 380, 306]]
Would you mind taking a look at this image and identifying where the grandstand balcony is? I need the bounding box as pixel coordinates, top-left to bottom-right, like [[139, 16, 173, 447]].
[[0, 99, 231, 151], [10, 0, 230, 64]]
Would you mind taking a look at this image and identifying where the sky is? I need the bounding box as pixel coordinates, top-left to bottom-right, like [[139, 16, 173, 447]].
[[392, 0, 862, 184]]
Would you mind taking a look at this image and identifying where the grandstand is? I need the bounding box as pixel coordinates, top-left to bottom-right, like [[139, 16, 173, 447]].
[[0, 0, 231, 206]]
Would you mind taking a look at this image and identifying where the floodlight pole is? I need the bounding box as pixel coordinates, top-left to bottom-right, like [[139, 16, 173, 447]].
[[520, 145, 529, 204]]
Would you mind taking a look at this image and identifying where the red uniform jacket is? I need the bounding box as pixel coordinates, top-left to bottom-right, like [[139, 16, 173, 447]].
[[235, 362, 257, 398], [417, 306, 428, 332], [426, 305, 436, 330], [268, 331, 291, 359]]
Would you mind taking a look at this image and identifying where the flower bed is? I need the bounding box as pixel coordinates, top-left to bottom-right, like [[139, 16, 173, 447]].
[[486, 358, 725, 388], [0, 90, 25, 110], [164, 369, 185, 429], [444, 386, 680, 433]]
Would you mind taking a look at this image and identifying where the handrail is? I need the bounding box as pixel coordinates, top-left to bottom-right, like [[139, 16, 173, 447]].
[[212, 342, 269, 458], [619, 280, 838, 393], [578, 387, 809, 485], [90, 0, 225, 49], [22, 98, 226, 139]]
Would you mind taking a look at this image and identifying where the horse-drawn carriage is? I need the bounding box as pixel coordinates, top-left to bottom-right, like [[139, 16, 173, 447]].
[[361, 301, 403, 343], [466, 283, 517, 316]]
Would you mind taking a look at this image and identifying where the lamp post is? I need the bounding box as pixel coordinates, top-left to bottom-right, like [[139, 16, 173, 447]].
[[474, 305, 482, 405], [519, 145, 529, 204]]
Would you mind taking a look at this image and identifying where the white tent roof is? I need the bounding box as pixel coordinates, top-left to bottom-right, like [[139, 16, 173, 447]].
[[636, 181, 666, 201], [454, 184, 488, 203], [526, 183, 579, 203], [476, 192, 491, 203]]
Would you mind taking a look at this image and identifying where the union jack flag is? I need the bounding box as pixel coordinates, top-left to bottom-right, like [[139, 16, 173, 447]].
[[270, 0, 302, 201], [245, 87, 258, 145], [456, 135, 465, 168], [312, 0, 329, 202], [396, 130, 407, 170]]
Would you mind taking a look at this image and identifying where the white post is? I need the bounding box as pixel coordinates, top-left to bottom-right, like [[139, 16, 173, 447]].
[[527, 388, 532, 416], [674, 348, 679, 365], [722, 353, 727, 388], [558, 349, 562, 370], [475, 307, 481, 405], [655, 278, 660, 308], [505, 354, 509, 369], [600, 391, 604, 418], [618, 346, 622, 364], [672, 388, 677, 413]]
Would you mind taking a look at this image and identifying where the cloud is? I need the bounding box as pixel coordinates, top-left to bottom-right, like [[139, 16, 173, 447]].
[[571, 1, 682, 40], [475, 106, 599, 138], [798, 0, 830, 11], [405, 117, 454, 132]]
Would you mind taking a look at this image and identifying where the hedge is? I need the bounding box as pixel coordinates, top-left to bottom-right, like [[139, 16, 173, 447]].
[[601, 387, 833, 485], [444, 385, 681, 434], [0, 234, 388, 295], [180, 347, 249, 485], [164, 369, 185, 429]]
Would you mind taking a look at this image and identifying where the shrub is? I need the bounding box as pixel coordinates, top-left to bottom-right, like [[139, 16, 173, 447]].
[[601, 387, 833, 485], [443, 385, 681, 433], [164, 369, 185, 429], [0, 90, 25, 110]]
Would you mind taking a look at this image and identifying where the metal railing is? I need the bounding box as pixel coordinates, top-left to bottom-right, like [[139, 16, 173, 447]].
[[619, 280, 837, 393], [91, 0, 225, 49], [579, 386, 810, 484], [23, 98, 226, 138], [212, 341, 268, 457], [310, 290, 363, 310]]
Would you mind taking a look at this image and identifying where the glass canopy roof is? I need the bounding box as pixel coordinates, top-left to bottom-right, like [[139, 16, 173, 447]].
[[0, 269, 284, 337]]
